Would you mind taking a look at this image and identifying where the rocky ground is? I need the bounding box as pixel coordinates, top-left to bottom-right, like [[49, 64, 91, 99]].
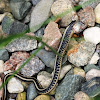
[[0, 0, 100, 100]]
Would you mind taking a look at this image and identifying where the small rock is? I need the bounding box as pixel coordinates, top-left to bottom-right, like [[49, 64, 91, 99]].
[[55, 75, 85, 100], [4, 52, 29, 72], [34, 27, 45, 37], [42, 21, 62, 50], [7, 77, 24, 93], [74, 67, 85, 78], [0, 49, 9, 62], [0, 0, 11, 13], [84, 64, 100, 73], [83, 27, 100, 44], [67, 41, 96, 67], [6, 37, 37, 52], [74, 91, 91, 100], [20, 56, 45, 77], [37, 71, 52, 88], [51, 0, 76, 27], [27, 83, 37, 100], [86, 69, 100, 81], [9, 0, 32, 20], [0, 77, 3, 99], [59, 65, 72, 80], [34, 95, 50, 100], [0, 60, 4, 73], [79, 0, 100, 9], [16, 92, 26, 100], [0, 13, 7, 23], [32, 0, 41, 5], [30, 0, 54, 32], [81, 77, 100, 97], [2, 14, 28, 35], [89, 52, 99, 64], [94, 3, 100, 24], [32, 49, 55, 68], [73, 21, 87, 33], [78, 6, 95, 26]]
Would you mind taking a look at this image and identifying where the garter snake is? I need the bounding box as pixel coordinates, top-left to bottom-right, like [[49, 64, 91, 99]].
[[2, 21, 75, 100]]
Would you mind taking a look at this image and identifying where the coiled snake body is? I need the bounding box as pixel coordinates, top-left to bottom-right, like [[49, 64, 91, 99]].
[[2, 21, 75, 100]]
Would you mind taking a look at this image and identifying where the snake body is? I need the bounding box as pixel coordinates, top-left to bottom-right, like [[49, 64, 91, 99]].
[[2, 21, 75, 100]]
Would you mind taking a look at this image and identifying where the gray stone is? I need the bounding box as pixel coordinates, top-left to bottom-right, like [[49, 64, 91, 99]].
[[32, 0, 41, 5], [81, 77, 100, 97], [0, 49, 9, 61], [2, 15, 28, 35], [6, 37, 37, 52], [30, 0, 54, 32], [20, 56, 45, 77], [68, 41, 96, 67], [27, 83, 37, 100], [55, 75, 85, 100], [84, 64, 100, 73], [9, 0, 32, 20], [32, 49, 67, 69], [34, 27, 45, 37], [79, 0, 100, 9]]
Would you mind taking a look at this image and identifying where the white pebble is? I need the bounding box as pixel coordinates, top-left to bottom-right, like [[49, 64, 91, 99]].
[[0, 60, 4, 73], [7, 77, 24, 93], [89, 52, 100, 64], [86, 69, 100, 81], [83, 27, 100, 44], [94, 3, 100, 24]]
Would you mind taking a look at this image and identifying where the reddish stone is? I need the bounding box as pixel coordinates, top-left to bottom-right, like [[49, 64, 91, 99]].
[[42, 21, 62, 51], [26, 32, 35, 37], [78, 6, 95, 26], [4, 52, 30, 71]]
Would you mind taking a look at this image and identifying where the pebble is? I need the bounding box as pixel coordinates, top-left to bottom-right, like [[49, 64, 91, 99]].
[[73, 21, 87, 33], [67, 41, 96, 67], [83, 27, 100, 44], [84, 64, 100, 73], [79, 0, 100, 9], [0, 0, 11, 13], [0, 78, 3, 99], [30, 0, 54, 32], [42, 21, 62, 50], [0, 60, 4, 73], [34, 95, 51, 100], [2, 14, 28, 35], [34, 27, 45, 37], [32, 49, 55, 69], [9, 0, 32, 20], [0, 49, 9, 62], [0, 13, 7, 23], [74, 91, 91, 100], [59, 65, 72, 80], [89, 52, 99, 64], [20, 56, 45, 77], [4, 52, 29, 72], [32, 49, 68, 69], [6, 37, 37, 52], [55, 75, 85, 100], [86, 69, 100, 81], [7, 77, 24, 93], [51, 0, 76, 27], [27, 83, 37, 100], [81, 77, 100, 97], [32, 0, 41, 6], [74, 67, 85, 78], [37, 71, 52, 88], [78, 6, 95, 26], [94, 3, 100, 24], [16, 92, 26, 100]]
